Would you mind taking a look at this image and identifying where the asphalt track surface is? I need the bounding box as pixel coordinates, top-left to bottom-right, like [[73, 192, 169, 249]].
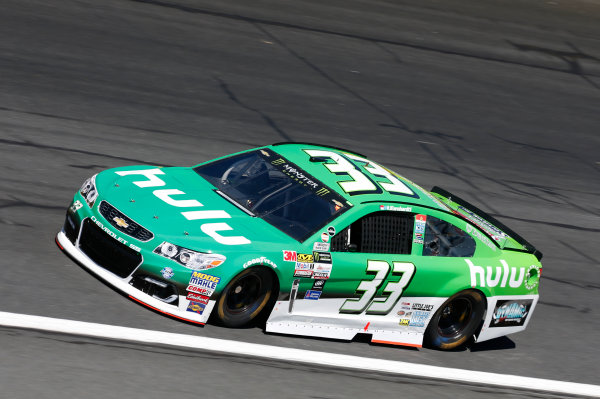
[[1, 0, 599, 398]]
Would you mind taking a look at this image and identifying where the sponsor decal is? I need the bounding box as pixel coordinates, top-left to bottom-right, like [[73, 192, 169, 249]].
[[380, 205, 412, 212], [397, 310, 406, 316], [294, 269, 313, 278], [297, 253, 314, 263], [312, 271, 330, 280], [457, 206, 508, 242], [321, 232, 330, 242], [312, 252, 332, 264], [304, 290, 322, 300], [186, 292, 210, 304], [467, 259, 527, 289], [465, 224, 496, 251], [295, 262, 313, 270], [327, 226, 336, 236], [411, 303, 434, 311], [90, 215, 141, 252], [313, 263, 332, 273], [186, 285, 213, 296], [280, 163, 319, 190], [399, 319, 410, 326], [409, 311, 430, 327], [414, 214, 426, 244], [313, 242, 330, 252], [160, 267, 174, 279], [114, 168, 250, 246], [283, 250, 297, 262], [524, 265, 541, 290], [491, 299, 533, 327], [187, 300, 206, 314], [187, 272, 220, 296], [69, 200, 83, 213], [312, 279, 326, 291], [242, 256, 278, 269]]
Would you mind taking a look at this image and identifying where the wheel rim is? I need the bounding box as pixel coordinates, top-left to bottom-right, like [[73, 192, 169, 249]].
[[225, 273, 264, 315], [437, 297, 473, 338]]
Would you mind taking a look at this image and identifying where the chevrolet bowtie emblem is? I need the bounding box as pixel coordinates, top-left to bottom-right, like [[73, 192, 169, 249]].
[[113, 217, 129, 228]]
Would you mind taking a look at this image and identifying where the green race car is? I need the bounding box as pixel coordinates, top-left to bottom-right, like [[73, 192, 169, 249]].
[[57, 142, 542, 350]]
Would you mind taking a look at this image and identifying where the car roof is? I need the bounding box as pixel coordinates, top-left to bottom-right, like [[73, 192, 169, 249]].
[[267, 142, 448, 211]]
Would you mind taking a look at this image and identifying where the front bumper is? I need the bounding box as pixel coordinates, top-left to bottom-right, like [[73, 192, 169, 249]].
[[56, 229, 215, 325]]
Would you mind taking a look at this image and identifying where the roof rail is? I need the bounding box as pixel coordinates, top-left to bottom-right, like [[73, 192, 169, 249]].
[[271, 142, 367, 158]]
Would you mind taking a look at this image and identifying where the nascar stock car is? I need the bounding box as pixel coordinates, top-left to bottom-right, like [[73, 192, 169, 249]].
[[56, 142, 542, 350]]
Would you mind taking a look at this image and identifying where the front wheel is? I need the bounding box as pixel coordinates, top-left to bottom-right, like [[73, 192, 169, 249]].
[[216, 267, 275, 327], [424, 290, 485, 350]]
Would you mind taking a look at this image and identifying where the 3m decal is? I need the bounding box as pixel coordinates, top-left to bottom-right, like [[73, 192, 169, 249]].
[[491, 299, 533, 327], [115, 168, 250, 245], [340, 261, 415, 315], [283, 250, 297, 262]]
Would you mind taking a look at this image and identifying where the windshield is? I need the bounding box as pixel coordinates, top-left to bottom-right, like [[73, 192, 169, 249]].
[[194, 149, 349, 241]]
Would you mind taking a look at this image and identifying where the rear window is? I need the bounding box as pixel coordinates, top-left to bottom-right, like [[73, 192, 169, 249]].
[[423, 215, 476, 257]]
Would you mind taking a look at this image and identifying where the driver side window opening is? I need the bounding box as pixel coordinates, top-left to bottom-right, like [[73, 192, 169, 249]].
[[423, 215, 476, 257], [331, 211, 413, 254]]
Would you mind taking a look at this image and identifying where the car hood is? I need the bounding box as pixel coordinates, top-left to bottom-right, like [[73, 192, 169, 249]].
[[94, 166, 286, 250]]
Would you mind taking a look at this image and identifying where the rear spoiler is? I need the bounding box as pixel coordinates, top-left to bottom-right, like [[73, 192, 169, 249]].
[[431, 186, 543, 261]]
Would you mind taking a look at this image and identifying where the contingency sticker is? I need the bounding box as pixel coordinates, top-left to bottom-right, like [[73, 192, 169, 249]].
[[414, 214, 426, 244], [187, 272, 220, 296], [491, 299, 533, 327]]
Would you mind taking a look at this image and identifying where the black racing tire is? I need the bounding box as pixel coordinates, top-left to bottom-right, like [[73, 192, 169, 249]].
[[424, 290, 485, 350], [216, 267, 275, 328]]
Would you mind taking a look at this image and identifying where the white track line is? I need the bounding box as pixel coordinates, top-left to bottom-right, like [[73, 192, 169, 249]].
[[1, 311, 598, 397]]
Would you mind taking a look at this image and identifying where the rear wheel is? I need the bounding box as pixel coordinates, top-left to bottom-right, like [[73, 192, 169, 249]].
[[424, 290, 485, 350], [216, 267, 275, 327]]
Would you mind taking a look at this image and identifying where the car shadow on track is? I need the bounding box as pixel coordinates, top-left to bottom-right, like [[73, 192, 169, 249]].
[[469, 336, 516, 352]]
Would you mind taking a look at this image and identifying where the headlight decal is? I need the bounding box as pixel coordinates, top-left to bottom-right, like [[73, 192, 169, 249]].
[[153, 241, 225, 271], [79, 174, 99, 207]]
